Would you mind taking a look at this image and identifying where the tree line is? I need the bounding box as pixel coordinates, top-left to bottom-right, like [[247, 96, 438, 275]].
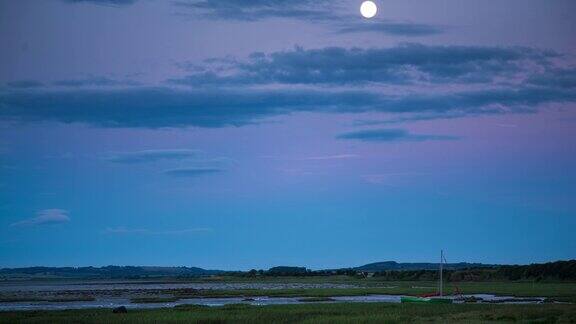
[[370, 260, 576, 281], [231, 260, 576, 281]]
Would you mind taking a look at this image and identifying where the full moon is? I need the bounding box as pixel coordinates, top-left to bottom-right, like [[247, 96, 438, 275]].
[[360, 1, 377, 18]]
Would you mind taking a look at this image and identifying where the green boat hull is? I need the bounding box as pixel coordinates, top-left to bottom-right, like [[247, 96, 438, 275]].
[[401, 296, 453, 304]]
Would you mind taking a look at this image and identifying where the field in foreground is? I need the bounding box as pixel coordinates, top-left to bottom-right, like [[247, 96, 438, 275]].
[[1, 303, 576, 323], [4, 279, 576, 302], [170, 281, 576, 302]]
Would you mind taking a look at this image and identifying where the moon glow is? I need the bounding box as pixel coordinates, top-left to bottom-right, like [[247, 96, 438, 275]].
[[360, 1, 378, 19]]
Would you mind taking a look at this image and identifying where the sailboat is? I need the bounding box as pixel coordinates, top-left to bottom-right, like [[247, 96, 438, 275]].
[[400, 250, 454, 304]]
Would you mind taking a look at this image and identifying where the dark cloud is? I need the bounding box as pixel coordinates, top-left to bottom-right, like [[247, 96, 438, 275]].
[[527, 68, 576, 90], [6, 80, 44, 89], [174, 0, 322, 10], [63, 0, 137, 6], [163, 166, 224, 177], [105, 149, 202, 163], [354, 112, 473, 126], [171, 44, 556, 86], [0, 87, 379, 128], [53, 77, 139, 87], [1, 85, 574, 129], [104, 149, 230, 178], [7, 78, 137, 89], [2, 44, 574, 129], [403, 87, 576, 114], [337, 22, 445, 36], [173, 0, 333, 22], [337, 129, 459, 142]]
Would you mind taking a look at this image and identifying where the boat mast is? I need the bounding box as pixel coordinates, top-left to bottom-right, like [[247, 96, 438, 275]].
[[439, 250, 443, 297]]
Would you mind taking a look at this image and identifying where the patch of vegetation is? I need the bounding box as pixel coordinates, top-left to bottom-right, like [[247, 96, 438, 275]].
[[130, 296, 180, 304], [3, 281, 575, 305], [1, 303, 576, 323], [0, 266, 219, 280], [0, 296, 95, 303], [170, 281, 576, 302], [371, 260, 576, 282]]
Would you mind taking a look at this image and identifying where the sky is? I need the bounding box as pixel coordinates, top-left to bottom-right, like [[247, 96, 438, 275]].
[[0, 0, 575, 270]]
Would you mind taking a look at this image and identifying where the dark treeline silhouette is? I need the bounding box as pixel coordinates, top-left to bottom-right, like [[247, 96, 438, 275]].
[[2, 260, 574, 281], [370, 260, 576, 281], [0, 266, 219, 279], [231, 261, 576, 282], [355, 261, 495, 271]]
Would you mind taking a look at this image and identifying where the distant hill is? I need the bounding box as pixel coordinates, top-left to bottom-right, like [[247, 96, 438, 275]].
[[355, 261, 496, 272], [268, 266, 308, 275], [0, 266, 222, 280]]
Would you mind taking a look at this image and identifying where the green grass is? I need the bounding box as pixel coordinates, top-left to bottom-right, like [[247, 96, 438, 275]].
[[130, 296, 181, 304], [171, 281, 576, 302], [169, 277, 576, 302], [0, 296, 96, 303], [1, 303, 575, 323], [2, 280, 575, 322], [2, 281, 575, 304]]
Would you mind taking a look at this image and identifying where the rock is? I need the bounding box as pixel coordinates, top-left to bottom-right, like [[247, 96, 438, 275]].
[[455, 296, 483, 303], [113, 306, 128, 314]]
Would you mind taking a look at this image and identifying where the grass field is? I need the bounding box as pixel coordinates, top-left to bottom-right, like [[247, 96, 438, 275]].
[[0, 296, 96, 303], [1, 303, 576, 323], [170, 281, 576, 302], [2, 280, 575, 303], [1, 280, 575, 323]]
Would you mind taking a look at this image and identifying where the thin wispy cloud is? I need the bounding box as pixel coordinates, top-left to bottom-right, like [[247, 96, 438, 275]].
[[6, 80, 44, 89], [106, 149, 202, 164], [337, 21, 446, 36], [53, 77, 140, 88], [298, 154, 359, 161], [62, 0, 137, 7], [11, 209, 70, 227], [361, 172, 427, 185], [163, 166, 224, 177], [353, 112, 474, 126], [105, 149, 232, 179], [173, 1, 445, 37], [264, 154, 360, 161], [495, 123, 519, 128], [104, 227, 212, 235], [337, 129, 460, 142], [173, 0, 333, 22]]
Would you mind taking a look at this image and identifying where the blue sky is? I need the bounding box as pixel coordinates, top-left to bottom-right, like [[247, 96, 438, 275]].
[[0, 0, 575, 270]]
